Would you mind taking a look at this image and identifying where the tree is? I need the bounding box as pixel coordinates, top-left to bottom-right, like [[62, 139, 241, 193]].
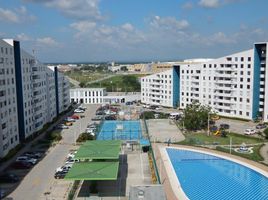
[[264, 128, 268, 139], [120, 66, 128, 72], [181, 102, 213, 131], [79, 82, 86, 88]]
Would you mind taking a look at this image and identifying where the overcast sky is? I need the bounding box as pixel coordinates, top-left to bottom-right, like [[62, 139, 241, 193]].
[[0, 0, 268, 63]]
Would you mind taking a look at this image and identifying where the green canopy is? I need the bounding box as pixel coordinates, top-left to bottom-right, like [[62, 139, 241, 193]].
[[74, 140, 121, 160], [64, 162, 119, 180], [83, 140, 121, 146]]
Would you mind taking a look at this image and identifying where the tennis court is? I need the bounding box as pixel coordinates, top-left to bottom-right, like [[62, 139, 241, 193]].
[[97, 120, 142, 140]]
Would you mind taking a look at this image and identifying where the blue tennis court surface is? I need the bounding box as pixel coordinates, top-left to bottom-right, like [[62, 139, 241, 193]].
[[97, 120, 142, 140]]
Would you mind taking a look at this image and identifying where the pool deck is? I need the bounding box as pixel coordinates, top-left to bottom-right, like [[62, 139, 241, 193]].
[[152, 143, 268, 200]]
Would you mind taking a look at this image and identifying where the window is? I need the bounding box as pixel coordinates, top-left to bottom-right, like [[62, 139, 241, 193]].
[[241, 64, 244, 68], [248, 64, 251, 69], [248, 57, 251, 61], [240, 85, 243, 89], [247, 85, 250, 89], [241, 57, 244, 62], [247, 78, 250, 82]]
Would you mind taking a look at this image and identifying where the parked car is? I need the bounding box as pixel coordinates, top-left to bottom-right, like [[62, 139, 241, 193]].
[[78, 105, 87, 111], [210, 125, 218, 132], [105, 115, 117, 120], [86, 129, 95, 135], [87, 123, 97, 129], [67, 151, 77, 159], [56, 124, 69, 129], [149, 105, 159, 110], [64, 121, 73, 126], [220, 124, 230, 129], [96, 111, 105, 115], [74, 109, 84, 113], [244, 129, 256, 135], [125, 101, 133, 105], [11, 161, 32, 169], [71, 115, 80, 120], [16, 156, 37, 165], [54, 171, 67, 179], [65, 159, 79, 165], [56, 164, 72, 173], [23, 151, 42, 159], [92, 116, 103, 121], [256, 124, 267, 129], [0, 173, 19, 183], [0, 188, 5, 199], [65, 117, 76, 122]]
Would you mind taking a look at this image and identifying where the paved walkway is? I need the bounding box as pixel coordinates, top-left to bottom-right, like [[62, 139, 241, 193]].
[[67, 76, 80, 87], [260, 143, 268, 165]]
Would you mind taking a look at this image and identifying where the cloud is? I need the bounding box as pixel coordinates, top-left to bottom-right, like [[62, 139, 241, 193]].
[[36, 37, 59, 47], [24, 0, 102, 20], [150, 16, 189, 30], [199, 0, 220, 8], [0, 8, 19, 23], [182, 2, 194, 10], [0, 6, 35, 23], [16, 33, 32, 41]]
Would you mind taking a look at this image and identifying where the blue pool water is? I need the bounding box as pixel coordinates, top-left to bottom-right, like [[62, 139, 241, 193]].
[[167, 148, 268, 200], [97, 120, 142, 140]]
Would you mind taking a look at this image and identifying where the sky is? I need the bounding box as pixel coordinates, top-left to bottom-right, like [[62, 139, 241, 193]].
[[0, 0, 268, 63]]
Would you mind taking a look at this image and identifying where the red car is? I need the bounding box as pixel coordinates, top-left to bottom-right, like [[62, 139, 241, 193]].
[[71, 115, 79, 120], [11, 161, 32, 169]]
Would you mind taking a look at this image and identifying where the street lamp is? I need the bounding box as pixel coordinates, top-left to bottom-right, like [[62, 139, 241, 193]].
[[207, 112, 210, 136]]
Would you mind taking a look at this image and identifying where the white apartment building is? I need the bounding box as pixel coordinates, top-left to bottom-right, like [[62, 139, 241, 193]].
[[0, 39, 70, 158], [70, 88, 106, 104], [0, 40, 19, 158], [141, 67, 180, 107], [141, 42, 268, 122]]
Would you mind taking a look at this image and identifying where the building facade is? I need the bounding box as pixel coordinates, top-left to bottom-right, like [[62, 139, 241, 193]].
[[0, 39, 70, 158], [141, 42, 268, 122], [70, 88, 106, 104], [141, 67, 180, 107]]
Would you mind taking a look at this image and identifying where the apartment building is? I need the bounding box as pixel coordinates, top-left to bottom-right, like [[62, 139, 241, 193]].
[[0, 39, 70, 158], [141, 42, 268, 122], [141, 66, 180, 107], [0, 40, 20, 158]]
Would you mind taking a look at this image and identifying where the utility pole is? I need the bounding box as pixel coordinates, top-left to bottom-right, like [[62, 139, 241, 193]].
[[207, 112, 210, 136]]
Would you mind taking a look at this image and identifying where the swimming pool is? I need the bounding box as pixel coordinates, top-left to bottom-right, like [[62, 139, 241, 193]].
[[97, 120, 142, 140], [166, 148, 268, 200]]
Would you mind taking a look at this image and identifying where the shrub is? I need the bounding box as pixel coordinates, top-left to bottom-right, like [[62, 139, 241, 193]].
[[46, 131, 62, 141], [76, 133, 95, 143], [264, 128, 268, 139]]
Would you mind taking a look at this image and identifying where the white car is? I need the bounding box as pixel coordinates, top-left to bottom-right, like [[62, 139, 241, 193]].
[[16, 156, 37, 165], [67, 151, 77, 159], [74, 109, 84, 113], [244, 129, 256, 135], [56, 164, 72, 172], [65, 159, 79, 165]]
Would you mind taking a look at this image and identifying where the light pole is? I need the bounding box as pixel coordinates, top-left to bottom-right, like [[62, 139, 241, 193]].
[[207, 112, 210, 136]]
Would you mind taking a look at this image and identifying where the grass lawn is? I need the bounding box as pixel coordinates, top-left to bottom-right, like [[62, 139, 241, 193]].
[[216, 145, 264, 162], [178, 132, 264, 146], [64, 71, 109, 83], [87, 74, 144, 92]]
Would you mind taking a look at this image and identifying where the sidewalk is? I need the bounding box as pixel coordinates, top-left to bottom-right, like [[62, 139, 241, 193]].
[[260, 143, 268, 165], [0, 106, 76, 172]]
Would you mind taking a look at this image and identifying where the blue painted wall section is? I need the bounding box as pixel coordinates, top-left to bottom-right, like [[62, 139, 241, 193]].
[[173, 65, 180, 107], [252, 44, 262, 119], [54, 67, 59, 115], [13, 41, 25, 141]]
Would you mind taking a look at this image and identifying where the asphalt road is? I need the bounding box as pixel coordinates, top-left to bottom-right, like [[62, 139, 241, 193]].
[[7, 104, 99, 200]]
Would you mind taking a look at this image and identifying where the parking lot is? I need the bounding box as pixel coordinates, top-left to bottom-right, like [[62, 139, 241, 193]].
[[215, 118, 262, 135], [3, 104, 99, 200]]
